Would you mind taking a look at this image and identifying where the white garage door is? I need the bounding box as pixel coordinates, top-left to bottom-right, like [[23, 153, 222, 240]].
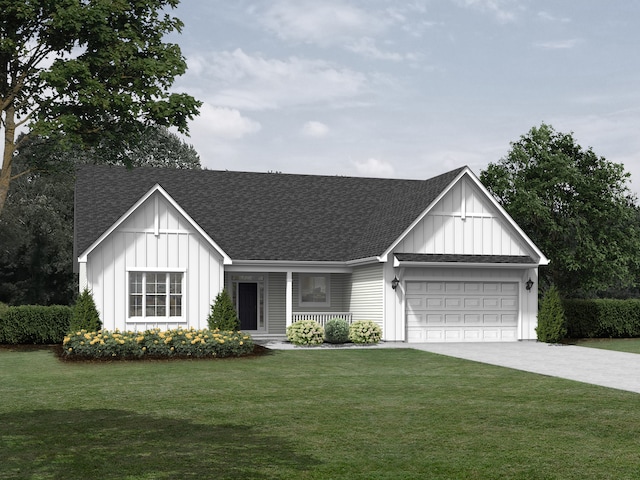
[[406, 281, 519, 342]]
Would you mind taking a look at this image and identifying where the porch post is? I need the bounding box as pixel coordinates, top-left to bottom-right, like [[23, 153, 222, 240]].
[[286, 271, 293, 328]]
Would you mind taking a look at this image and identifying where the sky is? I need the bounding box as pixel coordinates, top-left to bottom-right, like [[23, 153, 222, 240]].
[[167, 0, 640, 197]]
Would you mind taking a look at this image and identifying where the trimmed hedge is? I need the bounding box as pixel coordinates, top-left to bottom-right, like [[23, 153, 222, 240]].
[[564, 299, 640, 338], [0, 305, 72, 344], [63, 328, 254, 359]]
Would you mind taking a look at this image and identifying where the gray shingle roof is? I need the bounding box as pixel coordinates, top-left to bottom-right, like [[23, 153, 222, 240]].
[[394, 253, 536, 264], [75, 165, 466, 262]]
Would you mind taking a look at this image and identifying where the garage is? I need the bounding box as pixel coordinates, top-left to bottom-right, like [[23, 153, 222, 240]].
[[405, 280, 519, 342]]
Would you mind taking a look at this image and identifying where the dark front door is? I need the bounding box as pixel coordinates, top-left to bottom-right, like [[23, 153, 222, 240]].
[[238, 283, 258, 330]]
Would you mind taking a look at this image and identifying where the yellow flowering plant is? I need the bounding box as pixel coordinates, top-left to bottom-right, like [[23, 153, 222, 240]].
[[62, 328, 254, 359]]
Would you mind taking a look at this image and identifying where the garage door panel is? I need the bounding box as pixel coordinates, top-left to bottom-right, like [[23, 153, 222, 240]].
[[406, 280, 519, 342]]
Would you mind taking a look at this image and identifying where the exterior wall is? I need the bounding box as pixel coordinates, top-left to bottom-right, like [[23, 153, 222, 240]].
[[291, 273, 350, 312], [85, 192, 224, 331], [395, 177, 527, 256], [268, 272, 286, 335], [348, 263, 384, 328]]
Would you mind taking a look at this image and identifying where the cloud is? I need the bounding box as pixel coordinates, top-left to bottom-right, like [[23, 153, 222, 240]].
[[191, 104, 261, 140], [533, 38, 581, 49], [301, 121, 330, 138], [537, 11, 571, 23], [260, 0, 389, 46], [346, 37, 418, 62], [353, 157, 395, 177], [188, 49, 369, 111], [457, 0, 518, 23]]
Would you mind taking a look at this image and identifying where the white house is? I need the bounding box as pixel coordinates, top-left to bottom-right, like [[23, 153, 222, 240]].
[[74, 165, 548, 342]]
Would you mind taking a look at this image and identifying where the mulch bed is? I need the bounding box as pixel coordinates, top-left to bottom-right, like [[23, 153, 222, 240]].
[[0, 343, 272, 362]]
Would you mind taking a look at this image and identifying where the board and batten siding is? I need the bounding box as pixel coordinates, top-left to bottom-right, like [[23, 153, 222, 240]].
[[84, 192, 224, 331], [395, 177, 527, 256], [348, 263, 384, 326]]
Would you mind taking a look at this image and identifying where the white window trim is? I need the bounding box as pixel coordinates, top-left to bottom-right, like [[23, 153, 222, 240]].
[[298, 274, 331, 308], [127, 270, 186, 320]]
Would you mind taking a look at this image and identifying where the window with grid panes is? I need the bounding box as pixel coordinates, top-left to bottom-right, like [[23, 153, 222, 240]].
[[128, 272, 183, 318]]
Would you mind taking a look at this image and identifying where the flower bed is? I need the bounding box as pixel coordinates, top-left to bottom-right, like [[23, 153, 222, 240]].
[[63, 328, 254, 359]]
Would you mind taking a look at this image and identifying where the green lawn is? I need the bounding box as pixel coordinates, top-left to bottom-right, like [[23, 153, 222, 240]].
[[2, 347, 640, 479], [571, 338, 640, 354]]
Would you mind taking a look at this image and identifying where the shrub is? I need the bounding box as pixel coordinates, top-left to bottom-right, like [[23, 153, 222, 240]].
[[324, 318, 350, 344], [536, 285, 567, 343], [564, 298, 640, 338], [349, 320, 382, 344], [63, 328, 254, 359], [69, 288, 102, 333], [286, 320, 324, 345], [207, 289, 239, 331], [0, 305, 72, 344]]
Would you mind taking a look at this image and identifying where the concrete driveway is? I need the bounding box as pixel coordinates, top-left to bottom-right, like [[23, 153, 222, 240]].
[[411, 341, 640, 394]]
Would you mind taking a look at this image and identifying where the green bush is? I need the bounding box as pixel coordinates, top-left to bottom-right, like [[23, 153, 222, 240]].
[[286, 320, 324, 345], [324, 318, 350, 344], [63, 328, 254, 359], [536, 285, 567, 343], [349, 320, 382, 344], [564, 299, 640, 338], [0, 305, 72, 344], [69, 288, 102, 333], [207, 289, 239, 331]]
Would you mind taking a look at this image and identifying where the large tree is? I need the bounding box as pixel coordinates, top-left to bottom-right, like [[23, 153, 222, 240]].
[[0, 127, 201, 305], [0, 0, 201, 215], [480, 123, 640, 297]]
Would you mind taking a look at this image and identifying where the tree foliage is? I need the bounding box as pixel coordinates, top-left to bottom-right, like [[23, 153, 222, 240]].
[[0, 0, 201, 214], [0, 128, 200, 306], [480, 123, 640, 297]]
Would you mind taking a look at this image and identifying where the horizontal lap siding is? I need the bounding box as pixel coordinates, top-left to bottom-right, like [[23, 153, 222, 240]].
[[349, 263, 383, 325], [268, 273, 286, 334]]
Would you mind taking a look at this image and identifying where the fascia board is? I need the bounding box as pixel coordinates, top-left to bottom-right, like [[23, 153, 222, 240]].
[[228, 259, 352, 273], [77, 184, 233, 265]]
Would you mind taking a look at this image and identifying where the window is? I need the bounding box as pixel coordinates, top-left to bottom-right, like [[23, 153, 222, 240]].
[[299, 274, 330, 307], [129, 272, 183, 318]]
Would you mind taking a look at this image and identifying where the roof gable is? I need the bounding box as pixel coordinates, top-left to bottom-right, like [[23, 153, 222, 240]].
[[383, 168, 549, 264], [77, 183, 231, 264], [74, 165, 474, 263]]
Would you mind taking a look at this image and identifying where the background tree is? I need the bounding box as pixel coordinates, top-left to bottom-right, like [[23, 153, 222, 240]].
[[0, 128, 200, 306], [480, 123, 640, 297], [0, 0, 201, 215]]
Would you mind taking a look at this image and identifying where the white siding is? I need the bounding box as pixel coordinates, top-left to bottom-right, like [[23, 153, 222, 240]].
[[85, 192, 224, 331], [396, 177, 527, 256], [268, 273, 286, 334], [348, 264, 384, 326]]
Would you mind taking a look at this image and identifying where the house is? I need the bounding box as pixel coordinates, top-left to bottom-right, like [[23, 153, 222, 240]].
[[74, 165, 549, 342]]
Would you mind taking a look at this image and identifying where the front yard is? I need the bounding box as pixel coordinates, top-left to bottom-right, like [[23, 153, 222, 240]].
[[1, 347, 639, 479]]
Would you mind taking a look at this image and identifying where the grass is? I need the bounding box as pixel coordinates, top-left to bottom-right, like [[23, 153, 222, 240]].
[[570, 337, 640, 354], [2, 347, 640, 479]]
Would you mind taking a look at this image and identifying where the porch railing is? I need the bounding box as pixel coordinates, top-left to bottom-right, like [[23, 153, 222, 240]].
[[291, 312, 353, 327]]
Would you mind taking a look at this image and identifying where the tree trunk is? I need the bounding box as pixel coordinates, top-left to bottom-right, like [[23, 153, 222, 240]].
[[0, 105, 16, 216]]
